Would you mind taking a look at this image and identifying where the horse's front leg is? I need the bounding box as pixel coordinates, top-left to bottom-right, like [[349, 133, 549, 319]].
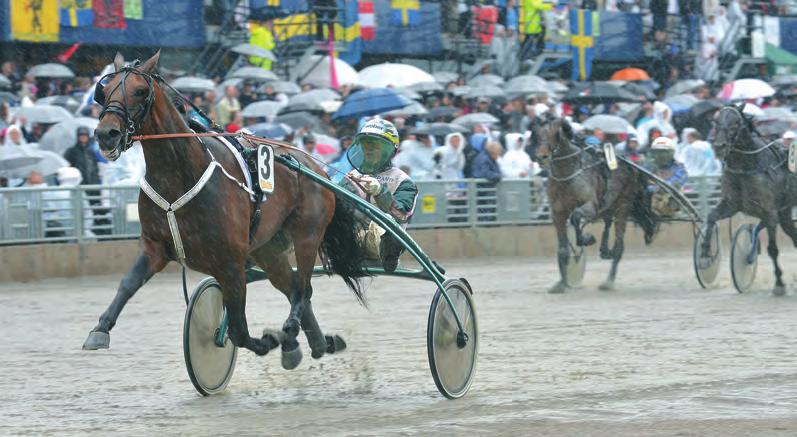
[[219, 270, 281, 356], [571, 201, 597, 246], [600, 211, 628, 291], [765, 220, 787, 296], [549, 212, 570, 294], [83, 237, 168, 350], [701, 198, 736, 262], [599, 216, 613, 259]]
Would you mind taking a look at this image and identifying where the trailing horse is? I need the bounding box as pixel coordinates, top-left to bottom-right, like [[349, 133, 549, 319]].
[[700, 104, 797, 295], [537, 116, 654, 293], [82, 51, 369, 369]]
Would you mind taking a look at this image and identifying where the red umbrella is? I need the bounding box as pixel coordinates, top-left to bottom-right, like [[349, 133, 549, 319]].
[[610, 68, 651, 81]]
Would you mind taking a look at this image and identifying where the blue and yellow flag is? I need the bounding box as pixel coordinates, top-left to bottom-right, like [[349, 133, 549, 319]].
[[390, 0, 419, 27], [334, 0, 361, 65], [60, 0, 94, 27], [273, 12, 316, 42], [570, 9, 598, 82]]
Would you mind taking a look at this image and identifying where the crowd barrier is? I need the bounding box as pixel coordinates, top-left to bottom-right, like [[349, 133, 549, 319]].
[[0, 176, 724, 245]]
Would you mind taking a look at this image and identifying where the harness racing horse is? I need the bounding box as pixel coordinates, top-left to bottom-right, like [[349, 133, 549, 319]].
[[83, 52, 369, 370], [537, 117, 651, 293], [700, 104, 797, 295]]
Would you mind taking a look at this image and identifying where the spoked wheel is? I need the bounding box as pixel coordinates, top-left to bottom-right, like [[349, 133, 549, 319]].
[[730, 224, 759, 293], [693, 223, 721, 288], [183, 277, 238, 396], [427, 278, 478, 399], [563, 223, 587, 287]]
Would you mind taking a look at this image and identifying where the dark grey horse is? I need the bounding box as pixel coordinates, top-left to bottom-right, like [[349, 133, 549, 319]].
[[701, 104, 797, 295]]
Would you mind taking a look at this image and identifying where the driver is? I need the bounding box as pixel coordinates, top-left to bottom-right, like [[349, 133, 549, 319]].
[[646, 136, 687, 217], [340, 118, 418, 273]]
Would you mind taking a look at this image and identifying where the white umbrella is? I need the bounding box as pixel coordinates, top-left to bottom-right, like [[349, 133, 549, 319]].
[[395, 87, 422, 100], [665, 79, 705, 98], [718, 79, 775, 101], [241, 100, 285, 119], [27, 63, 74, 78], [358, 63, 435, 88], [16, 105, 74, 124], [432, 71, 459, 84], [452, 112, 499, 127], [409, 81, 444, 93], [297, 55, 360, 88], [469, 74, 504, 86], [35, 95, 81, 113], [0, 74, 11, 90], [582, 114, 636, 135], [38, 117, 99, 155], [171, 76, 216, 93], [742, 103, 764, 118], [227, 67, 279, 81], [0, 144, 43, 171], [381, 101, 429, 116], [7, 146, 69, 178], [260, 80, 302, 95], [230, 43, 276, 61], [760, 106, 797, 122]]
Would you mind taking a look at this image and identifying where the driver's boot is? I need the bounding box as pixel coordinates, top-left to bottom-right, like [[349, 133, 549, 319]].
[[379, 234, 404, 273]]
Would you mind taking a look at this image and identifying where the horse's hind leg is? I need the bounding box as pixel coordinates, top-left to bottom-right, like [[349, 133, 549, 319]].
[[217, 270, 281, 356], [549, 212, 569, 294], [765, 222, 787, 296], [571, 206, 596, 246], [599, 216, 613, 260], [777, 208, 797, 247], [83, 238, 168, 350], [600, 212, 627, 291]]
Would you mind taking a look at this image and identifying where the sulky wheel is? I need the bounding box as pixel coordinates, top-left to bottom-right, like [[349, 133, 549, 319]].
[[563, 223, 587, 287], [427, 278, 478, 399], [183, 277, 237, 396], [730, 224, 759, 293], [693, 223, 721, 289]]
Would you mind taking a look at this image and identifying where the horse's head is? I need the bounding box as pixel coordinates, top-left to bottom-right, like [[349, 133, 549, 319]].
[[536, 115, 574, 161], [713, 103, 751, 161], [94, 51, 161, 161]]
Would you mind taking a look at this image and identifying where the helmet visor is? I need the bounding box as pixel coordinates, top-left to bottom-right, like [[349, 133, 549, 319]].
[[347, 135, 394, 173]]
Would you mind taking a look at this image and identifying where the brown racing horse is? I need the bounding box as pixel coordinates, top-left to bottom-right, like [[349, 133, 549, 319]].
[[537, 116, 654, 293], [82, 52, 369, 370]]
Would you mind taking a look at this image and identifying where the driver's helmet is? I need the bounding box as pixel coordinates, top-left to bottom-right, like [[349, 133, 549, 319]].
[[347, 118, 400, 174], [650, 136, 676, 166]]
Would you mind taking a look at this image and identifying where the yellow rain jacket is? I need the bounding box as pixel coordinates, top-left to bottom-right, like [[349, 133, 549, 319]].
[[520, 0, 552, 35], [249, 23, 275, 70]]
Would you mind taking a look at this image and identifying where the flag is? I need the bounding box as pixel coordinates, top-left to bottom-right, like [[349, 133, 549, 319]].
[[273, 12, 316, 41], [60, 0, 94, 27], [56, 43, 81, 63], [390, 0, 419, 27], [336, 0, 361, 65], [359, 0, 375, 40], [12, 0, 59, 42], [570, 9, 597, 82], [123, 0, 143, 20], [94, 0, 126, 29], [266, 0, 280, 5]]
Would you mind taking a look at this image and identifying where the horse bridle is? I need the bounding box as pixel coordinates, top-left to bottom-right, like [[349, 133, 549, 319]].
[[717, 106, 774, 157], [544, 122, 602, 182], [94, 62, 157, 152]]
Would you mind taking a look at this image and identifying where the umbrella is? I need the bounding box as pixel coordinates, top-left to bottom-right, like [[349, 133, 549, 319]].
[[424, 106, 460, 120], [469, 74, 504, 86], [381, 101, 429, 117], [38, 117, 99, 155], [0, 144, 43, 171], [245, 122, 293, 139], [610, 68, 650, 81], [259, 80, 301, 95], [450, 85, 471, 96], [432, 71, 459, 84], [617, 102, 643, 122], [562, 82, 642, 104], [582, 115, 635, 134], [333, 88, 413, 120], [297, 55, 360, 88], [760, 107, 797, 122], [226, 66, 279, 82], [230, 43, 276, 61], [395, 87, 423, 100], [0, 74, 10, 90], [411, 122, 469, 136], [465, 84, 506, 99], [27, 63, 74, 78], [15, 105, 74, 124], [274, 111, 320, 129], [312, 133, 340, 157], [0, 91, 19, 104], [7, 147, 69, 178], [35, 95, 81, 113], [664, 94, 699, 113], [621, 82, 656, 100], [690, 99, 723, 117], [358, 63, 435, 88], [772, 75, 797, 87], [718, 78, 775, 101], [452, 112, 499, 127], [665, 79, 705, 98], [241, 100, 285, 119], [504, 75, 549, 96], [757, 120, 792, 137], [408, 81, 444, 93], [547, 80, 569, 93], [742, 103, 764, 118], [171, 76, 216, 93], [281, 88, 341, 113]]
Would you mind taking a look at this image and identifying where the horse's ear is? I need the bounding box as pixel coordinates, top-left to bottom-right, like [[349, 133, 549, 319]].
[[140, 50, 161, 73], [737, 101, 746, 113], [113, 52, 125, 72], [561, 119, 574, 140]]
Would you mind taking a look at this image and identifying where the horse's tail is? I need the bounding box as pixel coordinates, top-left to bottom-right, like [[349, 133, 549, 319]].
[[320, 195, 371, 306]]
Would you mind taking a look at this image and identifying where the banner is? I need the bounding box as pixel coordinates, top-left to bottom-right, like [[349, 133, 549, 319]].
[[60, 0, 94, 27], [570, 9, 595, 81], [363, 0, 441, 56], [94, 0, 126, 29], [390, 0, 419, 27], [12, 0, 59, 42], [359, 0, 375, 40], [336, 0, 361, 65], [124, 0, 143, 20], [274, 12, 315, 41]]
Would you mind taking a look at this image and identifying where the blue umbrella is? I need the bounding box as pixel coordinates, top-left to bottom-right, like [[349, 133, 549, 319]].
[[245, 122, 293, 140], [332, 88, 412, 120]]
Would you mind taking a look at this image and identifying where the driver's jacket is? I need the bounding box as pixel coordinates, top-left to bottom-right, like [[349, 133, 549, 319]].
[[645, 160, 687, 192], [340, 165, 419, 224]]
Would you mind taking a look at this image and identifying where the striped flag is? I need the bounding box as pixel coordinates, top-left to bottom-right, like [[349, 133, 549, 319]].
[[359, 0, 375, 40]]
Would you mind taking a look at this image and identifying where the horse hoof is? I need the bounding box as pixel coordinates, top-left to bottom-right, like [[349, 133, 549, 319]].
[[548, 282, 567, 294], [281, 344, 303, 370], [599, 249, 613, 260], [578, 233, 596, 247], [773, 285, 787, 297], [325, 335, 347, 354], [598, 281, 615, 291], [82, 331, 110, 350]]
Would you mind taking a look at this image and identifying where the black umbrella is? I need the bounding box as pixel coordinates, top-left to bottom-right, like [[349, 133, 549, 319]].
[[690, 99, 723, 116], [562, 82, 642, 104], [411, 122, 469, 136], [424, 106, 460, 120], [621, 82, 656, 100], [274, 111, 320, 129]]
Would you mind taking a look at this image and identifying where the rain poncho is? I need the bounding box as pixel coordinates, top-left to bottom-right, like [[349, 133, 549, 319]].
[[498, 133, 539, 178], [680, 140, 722, 176], [637, 101, 675, 148], [2, 125, 28, 146], [100, 141, 146, 186], [393, 139, 435, 180], [432, 133, 466, 180]]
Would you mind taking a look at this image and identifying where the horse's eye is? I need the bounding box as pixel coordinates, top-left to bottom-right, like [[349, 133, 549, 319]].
[[135, 89, 147, 97]]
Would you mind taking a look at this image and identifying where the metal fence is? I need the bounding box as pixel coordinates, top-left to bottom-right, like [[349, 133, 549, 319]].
[[0, 176, 724, 245]]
